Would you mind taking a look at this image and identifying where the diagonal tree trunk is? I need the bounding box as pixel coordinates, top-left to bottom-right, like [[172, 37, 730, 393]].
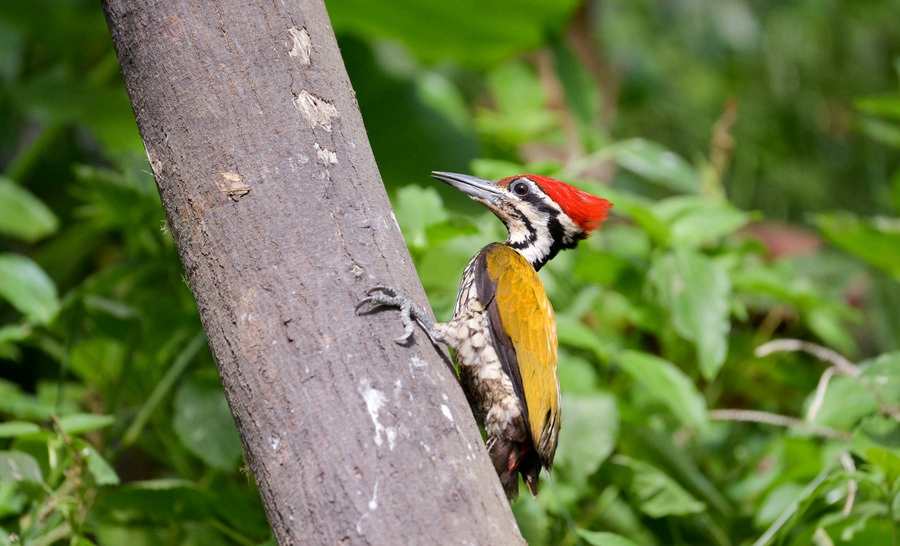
[[101, 0, 525, 543]]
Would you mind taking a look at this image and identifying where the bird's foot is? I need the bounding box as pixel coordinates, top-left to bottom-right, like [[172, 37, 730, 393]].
[[355, 286, 435, 345]]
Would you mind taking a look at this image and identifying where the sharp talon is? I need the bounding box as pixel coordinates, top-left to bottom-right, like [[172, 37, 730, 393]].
[[354, 298, 372, 314], [357, 285, 434, 345], [367, 285, 397, 297], [393, 334, 412, 345]]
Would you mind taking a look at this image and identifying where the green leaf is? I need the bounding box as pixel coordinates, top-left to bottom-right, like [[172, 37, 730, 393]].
[[573, 250, 631, 287], [0, 177, 59, 242], [821, 508, 895, 545], [69, 338, 126, 388], [470, 158, 528, 181], [123, 331, 207, 447], [475, 61, 558, 145], [617, 350, 707, 428], [173, 374, 242, 470], [617, 456, 706, 517], [0, 253, 60, 325], [754, 482, 805, 527], [393, 184, 448, 251], [182, 523, 231, 546], [0, 379, 54, 421], [557, 351, 599, 395], [652, 196, 750, 247], [413, 71, 471, 133], [95, 479, 212, 522], [891, 168, 900, 215], [577, 529, 641, 546], [0, 451, 44, 484], [861, 351, 900, 406], [864, 446, 900, 486], [550, 37, 599, 129], [856, 116, 900, 148], [855, 94, 900, 121], [327, 0, 580, 68], [852, 416, 900, 457], [81, 442, 120, 486], [58, 413, 115, 434], [809, 376, 878, 430], [511, 496, 550, 546], [556, 314, 615, 362], [815, 213, 900, 279], [556, 393, 619, 486], [607, 139, 700, 194], [83, 295, 140, 321], [423, 217, 480, 249], [0, 422, 41, 438], [595, 188, 671, 246], [649, 248, 730, 379], [0, 323, 30, 346], [627, 427, 732, 516], [205, 478, 272, 537], [804, 306, 858, 358], [95, 525, 167, 546], [0, 322, 34, 361]]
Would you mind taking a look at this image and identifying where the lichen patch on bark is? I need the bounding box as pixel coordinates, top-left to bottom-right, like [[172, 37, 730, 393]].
[[293, 90, 338, 131]]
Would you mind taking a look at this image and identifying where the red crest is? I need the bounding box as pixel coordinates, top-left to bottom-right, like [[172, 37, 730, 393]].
[[501, 175, 612, 232]]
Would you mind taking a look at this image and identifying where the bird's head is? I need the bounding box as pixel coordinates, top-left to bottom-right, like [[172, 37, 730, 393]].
[[431, 171, 612, 270]]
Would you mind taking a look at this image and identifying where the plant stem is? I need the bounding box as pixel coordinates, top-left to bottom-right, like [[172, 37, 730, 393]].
[[120, 330, 206, 447], [4, 122, 63, 183]]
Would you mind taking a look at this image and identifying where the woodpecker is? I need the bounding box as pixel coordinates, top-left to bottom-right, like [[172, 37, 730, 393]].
[[357, 171, 611, 499]]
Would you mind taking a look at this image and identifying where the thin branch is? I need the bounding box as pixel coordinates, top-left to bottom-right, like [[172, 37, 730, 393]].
[[806, 366, 837, 422], [709, 409, 852, 441], [755, 339, 860, 377], [757, 338, 900, 421], [840, 452, 857, 517], [812, 527, 835, 546]]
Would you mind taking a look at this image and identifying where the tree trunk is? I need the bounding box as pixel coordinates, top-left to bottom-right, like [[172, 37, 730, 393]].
[[101, 1, 524, 544]]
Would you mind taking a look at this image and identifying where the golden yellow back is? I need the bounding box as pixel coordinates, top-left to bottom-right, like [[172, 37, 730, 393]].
[[483, 244, 560, 466]]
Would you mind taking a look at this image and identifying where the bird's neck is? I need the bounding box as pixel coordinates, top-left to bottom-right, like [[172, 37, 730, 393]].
[[503, 220, 560, 272], [500, 205, 584, 271]]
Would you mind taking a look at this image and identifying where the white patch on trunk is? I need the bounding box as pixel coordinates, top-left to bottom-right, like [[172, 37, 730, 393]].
[[359, 379, 396, 449], [287, 27, 311, 64], [293, 90, 338, 131], [314, 142, 338, 164]]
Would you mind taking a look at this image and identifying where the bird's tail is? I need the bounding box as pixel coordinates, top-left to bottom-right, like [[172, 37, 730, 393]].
[[490, 438, 542, 500]]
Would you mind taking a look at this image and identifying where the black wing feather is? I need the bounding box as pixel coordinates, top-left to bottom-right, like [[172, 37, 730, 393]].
[[474, 243, 531, 430]]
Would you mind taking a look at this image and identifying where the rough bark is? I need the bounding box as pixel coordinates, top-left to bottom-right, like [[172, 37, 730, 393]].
[[101, 0, 525, 544]]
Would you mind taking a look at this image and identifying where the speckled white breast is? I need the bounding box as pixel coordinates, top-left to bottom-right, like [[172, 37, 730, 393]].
[[432, 256, 526, 443]]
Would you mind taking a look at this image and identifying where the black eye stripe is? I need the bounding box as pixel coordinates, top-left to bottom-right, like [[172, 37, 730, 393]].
[[500, 182, 584, 271]]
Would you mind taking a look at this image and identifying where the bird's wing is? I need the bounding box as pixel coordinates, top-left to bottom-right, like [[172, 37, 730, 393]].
[[476, 243, 560, 467]]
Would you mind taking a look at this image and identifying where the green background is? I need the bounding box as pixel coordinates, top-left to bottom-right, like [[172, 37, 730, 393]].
[[1, 0, 900, 544]]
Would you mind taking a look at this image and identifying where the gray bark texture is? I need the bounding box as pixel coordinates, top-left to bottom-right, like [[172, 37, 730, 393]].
[[101, 0, 525, 544]]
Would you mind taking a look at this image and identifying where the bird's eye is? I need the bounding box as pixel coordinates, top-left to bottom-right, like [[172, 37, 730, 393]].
[[512, 181, 529, 196]]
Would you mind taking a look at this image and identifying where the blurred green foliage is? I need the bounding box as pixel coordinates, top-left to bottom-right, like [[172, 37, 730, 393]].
[[1, 0, 899, 544]]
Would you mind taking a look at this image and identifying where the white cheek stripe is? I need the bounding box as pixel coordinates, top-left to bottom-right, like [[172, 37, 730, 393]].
[[501, 184, 585, 267]]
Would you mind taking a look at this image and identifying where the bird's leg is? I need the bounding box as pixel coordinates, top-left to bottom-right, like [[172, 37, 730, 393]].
[[355, 286, 442, 345]]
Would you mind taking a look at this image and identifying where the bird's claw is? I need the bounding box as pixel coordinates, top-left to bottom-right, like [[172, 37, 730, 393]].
[[367, 285, 397, 297], [355, 286, 401, 314], [356, 286, 420, 345]]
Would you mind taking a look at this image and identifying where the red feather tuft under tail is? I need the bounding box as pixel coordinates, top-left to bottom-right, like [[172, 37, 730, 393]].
[[490, 438, 544, 500]]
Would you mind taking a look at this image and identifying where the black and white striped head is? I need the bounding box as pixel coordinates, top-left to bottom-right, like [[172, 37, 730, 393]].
[[431, 172, 612, 271]]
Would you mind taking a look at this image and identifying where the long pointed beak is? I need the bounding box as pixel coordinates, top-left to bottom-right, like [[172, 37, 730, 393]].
[[431, 171, 502, 205]]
